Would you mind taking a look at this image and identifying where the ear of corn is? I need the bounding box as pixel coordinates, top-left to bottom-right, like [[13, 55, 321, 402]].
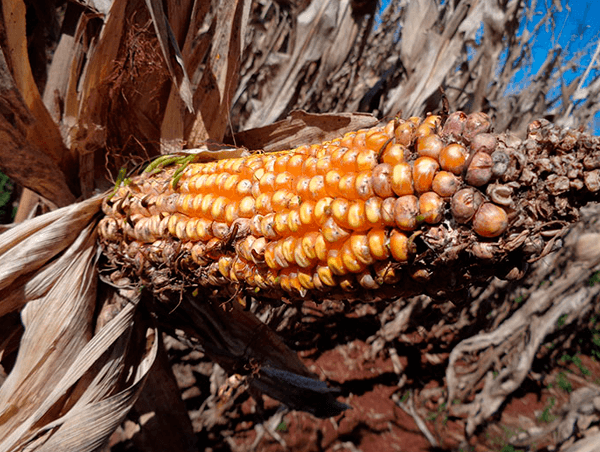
[[99, 114, 600, 301]]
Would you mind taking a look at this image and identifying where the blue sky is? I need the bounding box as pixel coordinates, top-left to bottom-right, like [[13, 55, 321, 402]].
[[379, 0, 600, 133]]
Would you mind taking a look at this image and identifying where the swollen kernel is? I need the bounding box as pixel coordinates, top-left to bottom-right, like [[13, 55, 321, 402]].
[[418, 191, 444, 224], [357, 150, 379, 171], [210, 196, 228, 221], [394, 195, 419, 231], [297, 269, 315, 290], [391, 163, 414, 196], [413, 157, 439, 193], [309, 175, 327, 199], [395, 121, 416, 146], [416, 134, 444, 160], [255, 193, 273, 214], [281, 236, 297, 264], [472, 203, 508, 237], [451, 188, 484, 224], [389, 230, 410, 262], [380, 144, 406, 165], [367, 229, 390, 260], [365, 131, 391, 153], [324, 170, 343, 197], [355, 171, 374, 199], [314, 197, 334, 224], [275, 172, 294, 190], [299, 200, 316, 225], [415, 122, 435, 139], [347, 201, 368, 230], [331, 198, 350, 228], [238, 196, 256, 217], [372, 163, 394, 197], [439, 143, 468, 175], [364, 197, 383, 225], [432, 171, 460, 197], [338, 173, 359, 198], [287, 154, 305, 175]]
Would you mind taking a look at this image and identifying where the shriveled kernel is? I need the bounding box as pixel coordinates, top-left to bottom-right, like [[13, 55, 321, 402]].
[[250, 236, 267, 263], [367, 229, 390, 260], [314, 233, 328, 261], [317, 265, 337, 286], [472, 203, 508, 238], [340, 241, 366, 273], [439, 143, 468, 175], [327, 247, 347, 275], [391, 163, 414, 196], [419, 191, 444, 224], [218, 256, 233, 278], [394, 121, 416, 146], [294, 239, 314, 268], [281, 236, 297, 264], [389, 230, 410, 262], [393, 195, 419, 231], [212, 222, 230, 239], [416, 134, 444, 160], [413, 157, 439, 193], [464, 111, 491, 140], [349, 233, 375, 265], [432, 171, 460, 197], [451, 187, 484, 223], [465, 151, 493, 187], [380, 197, 396, 226], [372, 163, 394, 198], [357, 271, 380, 289], [322, 216, 351, 242], [260, 214, 278, 239], [471, 133, 498, 155], [380, 144, 407, 165], [442, 111, 467, 137], [297, 269, 315, 290]]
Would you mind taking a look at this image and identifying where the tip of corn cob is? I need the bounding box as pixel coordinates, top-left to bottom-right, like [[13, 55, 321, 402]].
[[98, 113, 600, 303]]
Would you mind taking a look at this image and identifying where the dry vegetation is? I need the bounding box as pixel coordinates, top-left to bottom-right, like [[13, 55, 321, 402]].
[[1, 0, 600, 451]]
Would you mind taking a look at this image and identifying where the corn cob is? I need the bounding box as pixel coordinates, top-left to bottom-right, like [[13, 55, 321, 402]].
[[98, 113, 600, 302]]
